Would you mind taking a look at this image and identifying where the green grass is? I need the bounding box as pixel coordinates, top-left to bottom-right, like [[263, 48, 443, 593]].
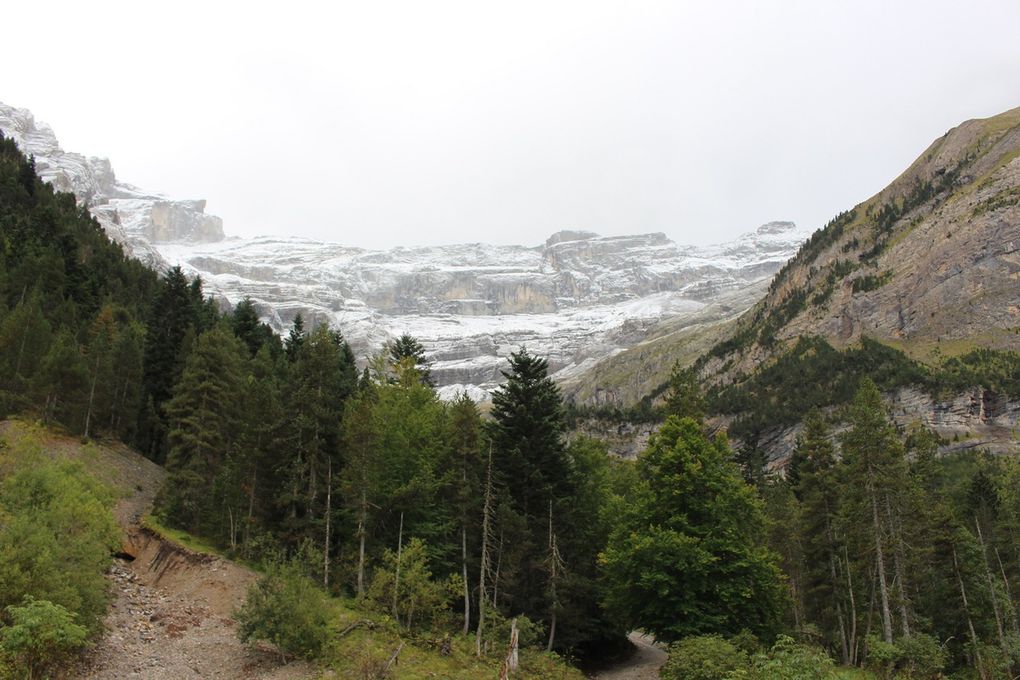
[[141, 513, 230, 558]]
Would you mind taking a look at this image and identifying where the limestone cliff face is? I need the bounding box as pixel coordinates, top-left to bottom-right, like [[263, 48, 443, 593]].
[[0, 103, 224, 269], [681, 106, 1020, 465], [0, 101, 811, 401], [156, 223, 808, 398], [704, 106, 1020, 386]]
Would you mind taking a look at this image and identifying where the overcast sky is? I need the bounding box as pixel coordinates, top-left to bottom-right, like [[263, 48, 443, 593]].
[[4, 1, 1020, 249]]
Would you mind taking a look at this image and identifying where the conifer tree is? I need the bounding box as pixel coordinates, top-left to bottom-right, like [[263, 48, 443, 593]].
[[389, 333, 434, 386], [138, 266, 201, 462], [488, 348, 572, 618], [158, 325, 246, 533]]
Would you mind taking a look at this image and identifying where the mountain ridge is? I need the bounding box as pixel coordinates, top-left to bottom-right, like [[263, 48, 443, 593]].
[[0, 101, 810, 399]]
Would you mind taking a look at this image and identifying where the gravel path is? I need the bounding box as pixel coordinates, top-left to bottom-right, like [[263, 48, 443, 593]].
[[594, 632, 668, 680]]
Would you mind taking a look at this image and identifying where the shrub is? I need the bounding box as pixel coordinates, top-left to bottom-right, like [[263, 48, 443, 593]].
[[747, 635, 835, 679], [234, 558, 330, 661], [661, 635, 749, 680], [0, 458, 119, 631], [367, 537, 458, 630], [0, 597, 90, 678]]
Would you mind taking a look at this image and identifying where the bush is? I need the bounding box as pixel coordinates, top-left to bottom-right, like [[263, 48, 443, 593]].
[[745, 635, 835, 679], [896, 634, 946, 678], [865, 633, 947, 679], [661, 635, 749, 680], [234, 558, 331, 661], [367, 537, 456, 630], [0, 458, 119, 631], [0, 597, 90, 678]]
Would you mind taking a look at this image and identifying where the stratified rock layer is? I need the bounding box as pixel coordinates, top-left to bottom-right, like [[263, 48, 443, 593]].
[[0, 101, 809, 399]]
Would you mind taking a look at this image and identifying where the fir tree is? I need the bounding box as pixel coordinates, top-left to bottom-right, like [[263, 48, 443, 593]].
[[158, 325, 246, 533]]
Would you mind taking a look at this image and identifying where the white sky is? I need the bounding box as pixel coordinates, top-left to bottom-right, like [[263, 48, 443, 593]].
[[4, 0, 1020, 249]]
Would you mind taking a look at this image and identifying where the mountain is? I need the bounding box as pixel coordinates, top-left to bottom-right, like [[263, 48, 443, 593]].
[[706, 105, 1020, 379], [0, 103, 224, 270], [0, 102, 810, 399], [684, 106, 1020, 467]]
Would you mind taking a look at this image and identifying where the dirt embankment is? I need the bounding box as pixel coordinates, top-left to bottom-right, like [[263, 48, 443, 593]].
[[81, 525, 312, 680], [0, 421, 310, 679]]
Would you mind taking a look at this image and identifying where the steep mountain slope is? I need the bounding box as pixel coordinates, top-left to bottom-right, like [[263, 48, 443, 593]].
[[681, 106, 1020, 467], [0, 101, 809, 398], [705, 106, 1020, 381]]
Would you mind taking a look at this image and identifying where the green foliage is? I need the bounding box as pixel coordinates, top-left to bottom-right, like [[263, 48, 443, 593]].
[[601, 417, 785, 642], [710, 336, 927, 442], [368, 537, 454, 629], [0, 597, 89, 679], [234, 557, 331, 661], [157, 324, 246, 533], [863, 633, 947, 679], [661, 635, 749, 680], [851, 271, 892, 293], [388, 333, 433, 386], [0, 457, 118, 632], [931, 349, 1020, 399], [743, 635, 836, 680], [663, 362, 706, 421]]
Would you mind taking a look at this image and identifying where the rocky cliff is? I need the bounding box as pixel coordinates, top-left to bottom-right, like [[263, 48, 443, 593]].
[[0, 101, 810, 400], [0, 103, 224, 269], [688, 106, 1020, 465], [157, 222, 807, 398]]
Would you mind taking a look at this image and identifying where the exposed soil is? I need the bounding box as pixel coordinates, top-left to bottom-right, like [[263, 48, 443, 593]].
[[0, 421, 311, 679], [593, 632, 667, 680]]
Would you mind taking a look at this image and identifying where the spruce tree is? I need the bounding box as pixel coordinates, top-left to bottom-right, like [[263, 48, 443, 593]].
[[388, 333, 434, 386], [488, 348, 574, 633], [158, 325, 246, 533]]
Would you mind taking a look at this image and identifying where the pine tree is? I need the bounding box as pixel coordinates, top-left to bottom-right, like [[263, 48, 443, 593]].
[[388, 333, 434, 386], [285, 314, 305, 362], [663, 361, 705, 421], [839, 379, 912, 644], [488, 348, 572, 619], [158, 325, 246, 533], [138, 266, 201, 462]]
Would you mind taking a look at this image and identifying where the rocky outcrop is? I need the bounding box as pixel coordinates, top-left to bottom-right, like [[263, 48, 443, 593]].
[[0, 101, 810, 399], [156, 222, 808, 398], [0, 103, 224, 270], [731, 385, 1020, 473]]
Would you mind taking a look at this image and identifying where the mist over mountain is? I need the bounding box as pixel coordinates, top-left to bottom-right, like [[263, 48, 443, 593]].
[[0, 101, 808, 399]]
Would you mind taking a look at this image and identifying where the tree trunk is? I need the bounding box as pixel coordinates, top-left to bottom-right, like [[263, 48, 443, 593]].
[[84, 352, 100, 440], [393, 511, 404, 622], [870, 486, 894, 643], [547, 501, 558, 652], [885, 495, 911, 637], [953, 543, 988, 680], [323, 457, 332, 589], [975, 517, 1006, 650], [357, 489, 368, 598], [476, 446, 494, 657], [995, 546, 1020, 635], [462, 525, 471, 636]]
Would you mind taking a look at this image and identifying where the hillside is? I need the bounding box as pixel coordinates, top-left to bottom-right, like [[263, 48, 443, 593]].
[[694, 106, 1020, 465], [706, 106, 1020, 377]]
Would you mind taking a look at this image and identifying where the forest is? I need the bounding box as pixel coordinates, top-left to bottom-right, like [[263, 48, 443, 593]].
[[3, 125, 1020, 680]]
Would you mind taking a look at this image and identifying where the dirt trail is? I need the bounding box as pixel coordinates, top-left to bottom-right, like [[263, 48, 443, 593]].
[[0, 421, 312, 679], [593, 632, 667, 680]]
